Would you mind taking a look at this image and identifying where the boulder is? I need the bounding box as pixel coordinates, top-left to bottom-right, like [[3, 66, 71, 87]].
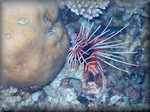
[[1, 0, 69, 88]]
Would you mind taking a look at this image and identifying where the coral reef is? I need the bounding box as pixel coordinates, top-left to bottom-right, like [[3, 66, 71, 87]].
[[58, 0, 110, 20], [0, 0, 150, 112], [1, 0, 69, 88]]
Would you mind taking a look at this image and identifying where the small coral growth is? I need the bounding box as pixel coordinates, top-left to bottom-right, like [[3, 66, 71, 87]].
[[58, 0, 110, 20]]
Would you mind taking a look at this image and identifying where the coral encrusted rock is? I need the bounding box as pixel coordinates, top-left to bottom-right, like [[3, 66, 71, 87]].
[[1, 0, 69, 88]]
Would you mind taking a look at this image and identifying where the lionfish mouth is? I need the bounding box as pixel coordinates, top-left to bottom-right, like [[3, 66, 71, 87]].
[[67, 18, 138, 76]]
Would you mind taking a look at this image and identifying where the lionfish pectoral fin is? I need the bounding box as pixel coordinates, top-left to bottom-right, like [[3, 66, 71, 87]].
[[89, 65, 98, 76]]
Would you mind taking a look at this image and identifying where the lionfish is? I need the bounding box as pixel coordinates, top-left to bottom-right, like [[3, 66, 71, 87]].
[[67, 18, 137, 76]]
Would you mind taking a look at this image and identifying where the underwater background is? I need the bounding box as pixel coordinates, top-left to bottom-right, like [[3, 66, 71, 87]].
[[0, 0, 150, 111]]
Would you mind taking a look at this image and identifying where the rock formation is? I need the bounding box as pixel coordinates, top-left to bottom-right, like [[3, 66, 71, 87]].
[[1, 0, 69, 88]]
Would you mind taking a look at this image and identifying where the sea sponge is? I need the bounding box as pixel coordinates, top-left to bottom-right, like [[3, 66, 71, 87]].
[[58, 0, 110, 20], [1, 0, 69, 88]]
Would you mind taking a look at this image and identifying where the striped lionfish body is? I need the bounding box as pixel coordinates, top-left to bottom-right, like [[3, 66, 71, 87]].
[[67, 19, 137, 76]]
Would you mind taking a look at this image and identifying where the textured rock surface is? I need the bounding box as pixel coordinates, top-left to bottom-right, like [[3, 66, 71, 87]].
[[1, 0, 69, 88]]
